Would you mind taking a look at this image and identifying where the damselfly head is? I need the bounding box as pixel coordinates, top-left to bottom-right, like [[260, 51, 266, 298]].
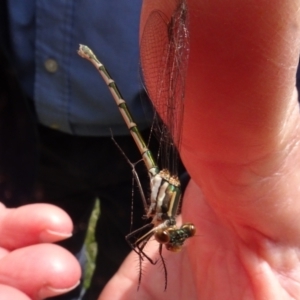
[[154, 222, 196, 252], [166, 223, 196, 252]]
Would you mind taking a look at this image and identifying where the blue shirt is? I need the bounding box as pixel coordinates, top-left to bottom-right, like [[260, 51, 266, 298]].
[[7, 0, 153, 136]]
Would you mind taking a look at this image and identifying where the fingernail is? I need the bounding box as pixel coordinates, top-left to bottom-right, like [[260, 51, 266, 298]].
[[37, 280, 80, 299], [39, 229, 72, 242]]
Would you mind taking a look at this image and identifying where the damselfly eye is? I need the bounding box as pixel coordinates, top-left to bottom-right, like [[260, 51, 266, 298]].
[[181, 223, 196, 237], [154, 229, 170, 244]]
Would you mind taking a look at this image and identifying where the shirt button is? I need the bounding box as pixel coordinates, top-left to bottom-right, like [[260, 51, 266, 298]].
[[44, 59, 58, 73]]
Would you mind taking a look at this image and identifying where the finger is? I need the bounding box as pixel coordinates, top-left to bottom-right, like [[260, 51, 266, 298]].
[[0, 203, 73, 249], [0, 244, 81, 299], [141, 0, 300, 242], [0, 284, 31, 300]]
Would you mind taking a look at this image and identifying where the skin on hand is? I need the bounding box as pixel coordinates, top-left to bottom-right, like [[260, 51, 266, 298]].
[[0, 203, 81, 300], [99, 0, 300, 299], [0, 284, 32, 300]]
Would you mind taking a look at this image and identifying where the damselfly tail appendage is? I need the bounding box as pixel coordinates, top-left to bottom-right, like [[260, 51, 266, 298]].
[[78, 0, 194, 289]]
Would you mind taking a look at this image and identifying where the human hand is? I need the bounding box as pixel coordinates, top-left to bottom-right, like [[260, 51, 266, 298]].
[[99, 0, 300, 299], [0, 203, 81, 300]]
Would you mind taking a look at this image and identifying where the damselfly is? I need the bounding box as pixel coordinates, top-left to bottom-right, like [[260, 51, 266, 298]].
[[77, 0, 194, 290]]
